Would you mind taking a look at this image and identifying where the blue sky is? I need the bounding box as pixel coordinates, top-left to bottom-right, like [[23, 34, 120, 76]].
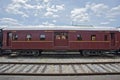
[[0, 0, 120, 27]]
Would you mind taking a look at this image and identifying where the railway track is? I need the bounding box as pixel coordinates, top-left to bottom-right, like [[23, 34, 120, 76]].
[[0, 62, 120, 76]]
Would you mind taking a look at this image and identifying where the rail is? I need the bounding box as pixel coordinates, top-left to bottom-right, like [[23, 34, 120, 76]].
[[0, 62, 120, 76]]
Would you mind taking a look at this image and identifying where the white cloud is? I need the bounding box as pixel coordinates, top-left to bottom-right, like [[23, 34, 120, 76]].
[[70, 3, 120, 25], [6, 0, 65, 19], [46, 6, 58, 12], [6, 7, 29, 18], [90, 3, 109, 16], [44, 11, 59, 18], [53, 15, 59, 18], [71, 8, 89, 22], [0, 18, 18, 22], [0, 18, 22, 26], [45, 4, 64, 18], [100, 22, 110, 25], [53, 20, 56, 23], [44, 0, 50, 3], [42, 21, 54, 26], [44, 12, 54, 16], [108, 5, 120, 18], [12, 0, 28, 4], [6, 0, 44, 18], [109, 19, 116, 22], [89, 3, 120, 20], [24, 4, 35, 9], [6, 0, 29, 18], [87, 3, 120, 26], [56, 4, 65, 10], [36, 5, 44, 9]]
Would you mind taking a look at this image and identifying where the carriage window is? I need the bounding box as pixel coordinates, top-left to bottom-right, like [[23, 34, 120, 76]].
[[77, 34, 82, 40], [26, 34, 32, 40], [56, 34, 61, 39], [8, 33, 12, 38], [61, 33, 67, 39], [13, 34, 18, 40], [91, 35, 96, 41], [104, 35, 108, 41], [40, 34, 45, 40], [55, 32, 68, 40]]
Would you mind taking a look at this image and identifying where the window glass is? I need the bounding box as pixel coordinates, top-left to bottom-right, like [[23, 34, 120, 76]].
[[26, 34, 32, 40], [56, 34, 61, 39], [77, 34, 82, 40], [61, 33, 67, 39], [40, 34, 45, 40], [8, 33, 12, 38], [55, 32, 68, 40], [13, 34, 18, 40], [91, 35, 96, 41]]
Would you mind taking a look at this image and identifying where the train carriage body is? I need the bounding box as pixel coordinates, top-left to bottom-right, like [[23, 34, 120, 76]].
[[1, 26, 120, 55]]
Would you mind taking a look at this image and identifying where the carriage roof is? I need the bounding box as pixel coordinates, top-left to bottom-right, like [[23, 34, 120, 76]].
[[2, 26, 119, 31]]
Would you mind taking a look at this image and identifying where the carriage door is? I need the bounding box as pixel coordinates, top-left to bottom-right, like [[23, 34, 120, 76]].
[[110, 33, 116, 46], [54, 32, 68, 46], [7, 32, 12, 47]]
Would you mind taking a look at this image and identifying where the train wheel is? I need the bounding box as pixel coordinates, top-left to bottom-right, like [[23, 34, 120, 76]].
[[82, 50, 90, 56], [0, 50, 2, 56], [39, 50, 42, 55], [33, 51, 40, 56], [79, 50, 84, 56]]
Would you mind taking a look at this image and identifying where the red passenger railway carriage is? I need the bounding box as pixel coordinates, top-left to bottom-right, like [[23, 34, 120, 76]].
[[0, 26, 120, 56]]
